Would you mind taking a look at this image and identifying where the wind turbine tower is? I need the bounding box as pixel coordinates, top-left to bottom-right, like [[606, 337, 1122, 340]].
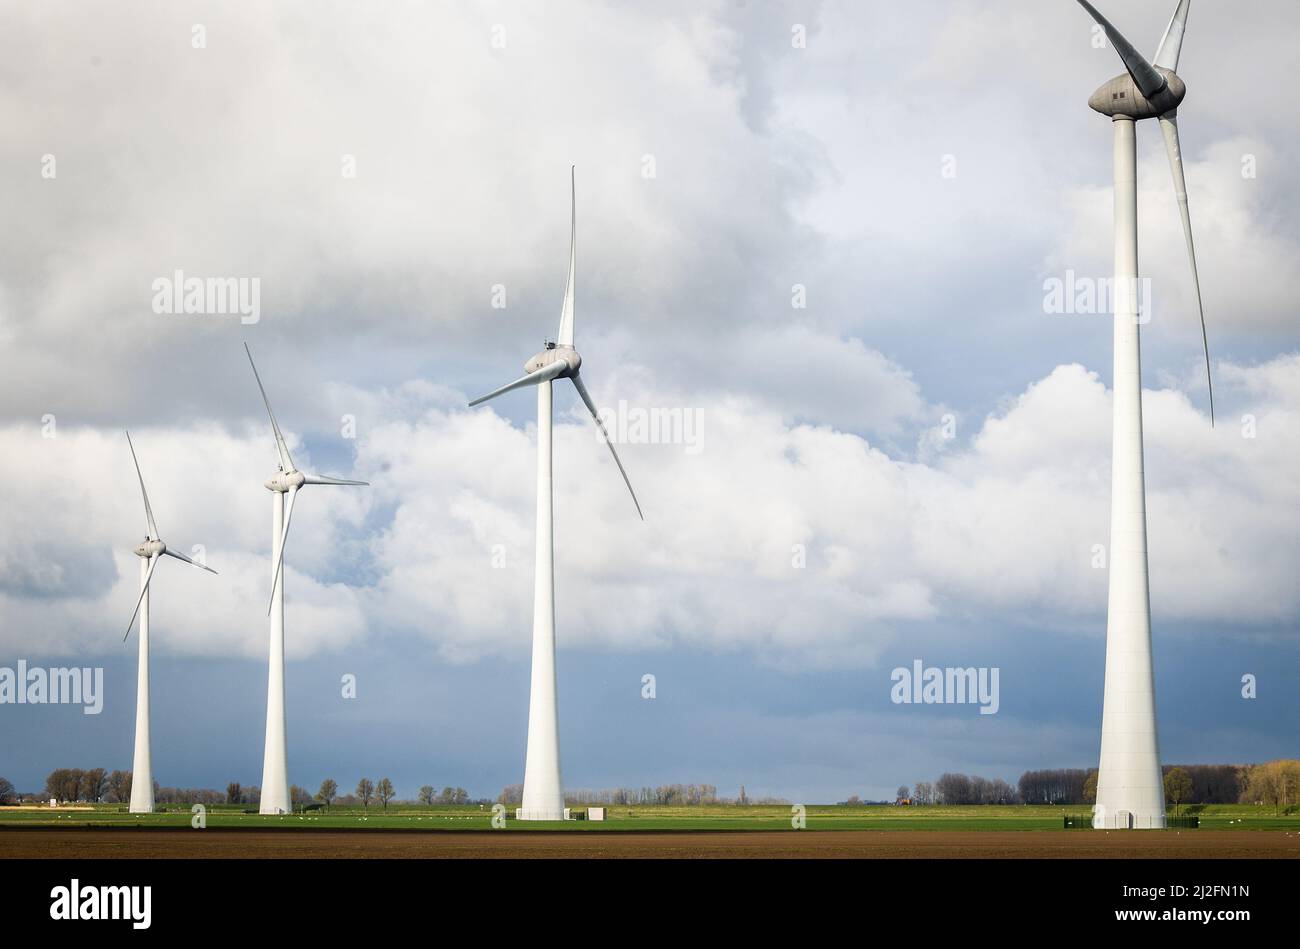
[[1073, 0, 1213, 829], [245, 345, 369, 815], [469, 168, 643, 820], [122, 431, 217, 814]]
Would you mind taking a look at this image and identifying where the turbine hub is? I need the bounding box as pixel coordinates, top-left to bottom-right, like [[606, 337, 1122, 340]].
[[1089, 67, 1184, 119], [134, 539, 165, 558], [525, 344, 580, 377], [265, 469, 305, 493]]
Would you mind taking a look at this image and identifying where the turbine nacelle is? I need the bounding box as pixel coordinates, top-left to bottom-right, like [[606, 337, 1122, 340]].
[[1076, 0, 1213, 424], [468, 168, 644, 522], [1089, 67, 1185, 119], [122, 430, 217, 641], [525, 344, 581, 378], [264, 469, 306, 493], [245, 344, 368, 614], [133, 538, 166, 559]]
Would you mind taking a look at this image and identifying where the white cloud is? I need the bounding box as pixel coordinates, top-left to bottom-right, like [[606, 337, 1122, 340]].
[[0, 0, 816, 423], [0, 422, 367, 659], [5, 355, 1293, 665], [1, 0, 1296, 687]]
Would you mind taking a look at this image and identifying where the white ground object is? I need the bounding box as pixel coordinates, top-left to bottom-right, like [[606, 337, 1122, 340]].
[[471, 169, 643, 821], [121, 431, 217, 814], [1074, 0, 1213, 829], [244, 346, 369, 815]]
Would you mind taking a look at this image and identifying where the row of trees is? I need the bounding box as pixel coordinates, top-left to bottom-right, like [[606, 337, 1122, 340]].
[[1240, 760, 1300, 814], [42, 768, 130, 804], [27, 772, 467, 810], [932, 774, 1020, 805], [349, 778, 395, 809], [158, 763, 1300, 811], [1018, 769, 1093, 805], [900, 762, 1300, 808], [493, 784, 787, 806], [418, 785, 470, 805], [15, 761, 1297, 810], [1167, 764, 1252, 805], [555, 785, 724, 806], [26, 772, 395, 809]]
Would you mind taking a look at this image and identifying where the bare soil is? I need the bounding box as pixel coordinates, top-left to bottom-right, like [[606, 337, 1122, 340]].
[[3, 828, 1297, 859]]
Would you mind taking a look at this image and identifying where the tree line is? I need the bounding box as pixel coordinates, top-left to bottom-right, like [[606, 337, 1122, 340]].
[[7, 771, 463, 809], [39, 768, 130, 804], [894, 762, 1300, 807], [493, 784, 788, 806], [562, 784, 723, 806], [7, 760, 1295, 809]]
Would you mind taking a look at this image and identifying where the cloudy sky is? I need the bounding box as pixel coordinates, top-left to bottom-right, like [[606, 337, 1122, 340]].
[[1, 0, 1296, 802]]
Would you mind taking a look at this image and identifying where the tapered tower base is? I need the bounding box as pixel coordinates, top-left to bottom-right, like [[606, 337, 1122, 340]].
[[518, 381, 566, 821], [260, 488, 292, 816], [1095, 116, 1166, 830], [128, 556, 155, 815]]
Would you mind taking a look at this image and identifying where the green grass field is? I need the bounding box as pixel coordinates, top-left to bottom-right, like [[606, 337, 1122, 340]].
[[1, 802, 1295, 832]]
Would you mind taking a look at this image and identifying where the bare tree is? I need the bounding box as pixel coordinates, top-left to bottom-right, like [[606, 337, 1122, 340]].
[[44, 768, 86, 803], [227, 782, 242, 805], [0, 777, 15, 804], [83, 768, 109, 803], [1239, 760, 1300, 816], [935, 773, 974, 804], [1164, 767, 1193, 815], [418, 785, 435, 806], [376, 778, 395, 809], [317, 779, 338, 809], [108, 770, 132, 804], [356, 778, 374, 809], [1017, 769, 1089, 805]]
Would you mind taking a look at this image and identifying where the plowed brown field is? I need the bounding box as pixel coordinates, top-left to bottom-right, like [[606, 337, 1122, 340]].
[[4, 828, 1297, 858]]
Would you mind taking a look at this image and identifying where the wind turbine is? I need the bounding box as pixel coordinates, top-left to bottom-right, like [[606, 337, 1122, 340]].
[[1073, 0, 1213, 830], [469, 168, 642, 821], [244, 343, 368, 815], [122, 431, 217, 814]]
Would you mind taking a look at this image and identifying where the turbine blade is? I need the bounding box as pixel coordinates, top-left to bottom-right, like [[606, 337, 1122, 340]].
[[1159, 112, 1215, 425], [1153, 0, 1191, 71], [125, 431, 159, 540], [244, 343, 296, 473], [556, 165, 576, 347], [267, 485, 297, 615], [303, 474, 369, 486], [163, 546, 218, 575], [123, 554, 160, 641], [571, 374, 643, 521], [1076, 0, 1168, 99], [467, 360, 568, 407]]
